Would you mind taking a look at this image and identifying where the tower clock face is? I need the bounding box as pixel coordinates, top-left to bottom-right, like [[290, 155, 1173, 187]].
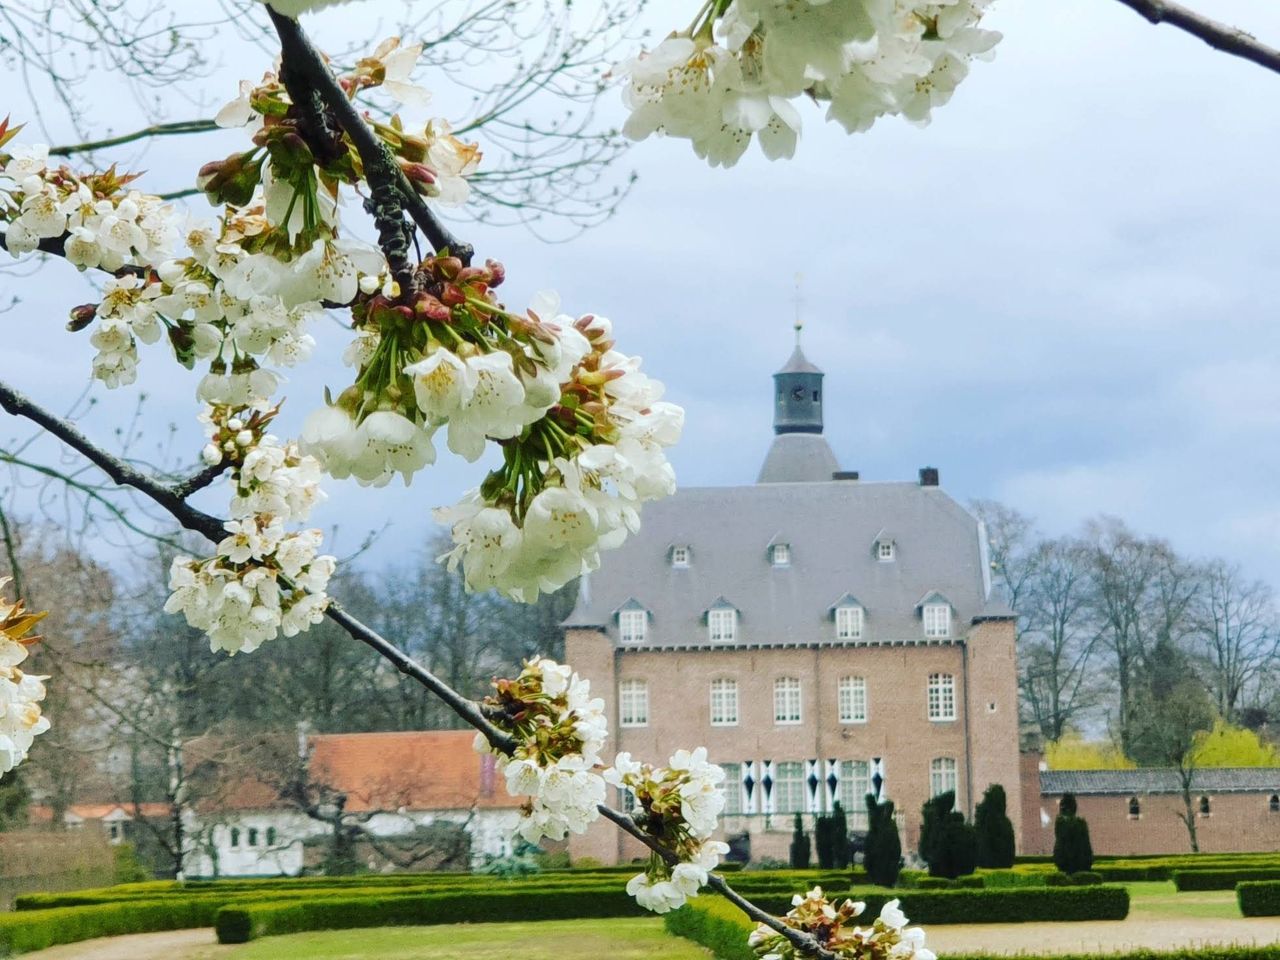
[[791, 386, 806, 401]]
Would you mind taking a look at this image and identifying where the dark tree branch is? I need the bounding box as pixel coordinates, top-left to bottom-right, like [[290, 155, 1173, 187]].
[[264, 6, 475, 270], [1111, 0, 1280, 76], [170, 463, 230, 501]]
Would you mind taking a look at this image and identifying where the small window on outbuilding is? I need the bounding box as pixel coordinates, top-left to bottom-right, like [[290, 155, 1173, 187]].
[[1199, 795, 1211, 817], [230, 827, 241, 847], [267, 827, 278, 846], [1270, 794, 1279, 813], [248, 827, 259, 847], [1128, 797, 1141, 819]]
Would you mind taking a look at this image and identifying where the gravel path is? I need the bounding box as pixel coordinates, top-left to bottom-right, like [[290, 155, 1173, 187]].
[[13, 929, 224, 960], [926, 915, 1280, 956]]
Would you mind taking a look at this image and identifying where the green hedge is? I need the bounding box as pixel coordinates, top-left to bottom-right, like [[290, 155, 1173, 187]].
[[0, 899, 212, 955], [1174, 868, 1280, 891], [215, 885, 644, 943], [1238, 880, 1280, 916], [1046, 871, 1104, 886]]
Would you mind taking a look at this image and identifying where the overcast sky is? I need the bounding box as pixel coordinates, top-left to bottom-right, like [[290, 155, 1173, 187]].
[[3, 0, 1280, 582]]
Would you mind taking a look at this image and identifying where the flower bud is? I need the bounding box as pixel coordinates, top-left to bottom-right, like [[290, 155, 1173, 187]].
[[66, 303, 98, 333], [413, 293, 451, 322], [440, 282, 467, 308], [202, 444, 223, 466], [485, 259, 506, 287], [227, 418, 244, 432], [235, 430, 254, 447]]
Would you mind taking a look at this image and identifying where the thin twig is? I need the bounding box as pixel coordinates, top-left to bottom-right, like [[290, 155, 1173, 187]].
[[264, 6, 475, 267], [49, 120, 219, 158], [1110, 0, 1280, 76], [170, 462, 230, 501]]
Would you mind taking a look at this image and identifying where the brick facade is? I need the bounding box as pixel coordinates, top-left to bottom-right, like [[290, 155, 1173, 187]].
[[567, 618, 1022, 865], [1019, 756, 1280, 855]]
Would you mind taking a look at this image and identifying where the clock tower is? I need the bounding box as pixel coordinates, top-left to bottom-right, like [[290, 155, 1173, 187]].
[[756, 323, 842, 483]]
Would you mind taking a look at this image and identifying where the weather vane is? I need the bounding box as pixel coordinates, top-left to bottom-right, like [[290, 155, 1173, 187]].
[[793, 272, 804, 346]]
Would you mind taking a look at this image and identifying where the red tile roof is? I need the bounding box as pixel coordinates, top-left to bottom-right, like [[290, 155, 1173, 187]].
[[28, 802, 170, 822]]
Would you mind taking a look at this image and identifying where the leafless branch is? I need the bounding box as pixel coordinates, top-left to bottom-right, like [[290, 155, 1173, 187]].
[[1111, 0, 1280, 76]]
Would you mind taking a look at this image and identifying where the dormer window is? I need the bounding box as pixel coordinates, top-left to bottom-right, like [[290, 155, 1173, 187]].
[[671, 545, 690, 568], [877, 540, 895, 562], [619, 609, 647, 644], [770, 543, 791, 567], [923, 603, 951, 638], [707, 600, 738, 643], [835, 604, 864, 640]]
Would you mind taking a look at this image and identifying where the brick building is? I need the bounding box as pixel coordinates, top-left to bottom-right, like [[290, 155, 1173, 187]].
[[564, 338, 1022, 865], [1019, 761, 1280, 855]]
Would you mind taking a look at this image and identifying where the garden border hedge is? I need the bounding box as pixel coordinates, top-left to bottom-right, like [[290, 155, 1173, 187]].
[[1238, 880, 1280, 916], [1173, 868, 1280, 891]]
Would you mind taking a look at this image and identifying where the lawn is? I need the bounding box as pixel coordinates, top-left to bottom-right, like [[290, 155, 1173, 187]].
[[1126, 881, 1243, 919], [203, 918, 712, 960]]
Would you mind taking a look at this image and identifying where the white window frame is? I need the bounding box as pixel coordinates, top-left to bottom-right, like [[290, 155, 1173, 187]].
[[708, 608, 737, 643], [923, 603, 951, 638], [619, 679, 649, 727], [877, 540, 895, 562], [838, 759, 872, 826], [927, 672, 956, 721], [771, 543, 791, 566], [710, 678, 739, 726], [774, 761, 805, 814], [930, 757, 958, 799], [774, 677, 802, 725], [835, 605, 864, 641], [838, 675, 867, 724], [619, 609, 647, 644], [720, 763, 742, 815], [671, 545, 690, 567]]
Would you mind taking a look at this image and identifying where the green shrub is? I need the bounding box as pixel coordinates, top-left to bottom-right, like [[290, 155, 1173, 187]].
[[789, 814, 812, 869], [920, 792, 978, 879], [1046, 871, 1103, 887], [1053, 796, 1094, 875], [1174, 868, 1280, 891], [975, 784, 1016, 869], [215, 883, 645, 943], [1239, 880, 1280, 916], [0, 899, 212, 954], [864, 794, 901, 888]]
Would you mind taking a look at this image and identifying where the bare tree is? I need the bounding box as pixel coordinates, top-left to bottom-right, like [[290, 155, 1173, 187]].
[[1019, 537, 1099, 742], [1191, 559, 1278, 724]]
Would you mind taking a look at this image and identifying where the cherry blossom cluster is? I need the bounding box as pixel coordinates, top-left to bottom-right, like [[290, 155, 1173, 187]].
[[0, 578, 50, 778], [749, 888, 936, 960], [165, 403, 335, 655], [605, 747, 730, 913], [476, 658, 609, 843], [619, 0, 1000, 166]]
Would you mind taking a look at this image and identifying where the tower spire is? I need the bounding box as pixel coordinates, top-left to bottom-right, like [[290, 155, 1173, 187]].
[[793, 272, 804, 347]]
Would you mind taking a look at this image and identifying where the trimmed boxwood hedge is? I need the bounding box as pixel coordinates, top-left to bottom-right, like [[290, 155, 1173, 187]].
[[214, 884, 645, 943], [1174, 868, 1280, 891], [0, 899, 213, 955], [667, 897, 1275, 960], [1238, 880, 1280, 916]]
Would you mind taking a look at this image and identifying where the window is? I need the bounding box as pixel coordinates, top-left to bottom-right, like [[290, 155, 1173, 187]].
[[838, 676, 867, 723], [248, 827, 259, 847], [618, 787, 637, 814], [923, 603, 951, 638], [930, 757, 958, 799], [1128, 796, 1141, 819], [1199, 795, 1211, 817], [710, 678, 739, 726], [877, 540, 895, 561], [775, 761, 805, 814], [709, 608, 737, 643], [230, 827, 241, 848], [721, 763, 742, 815], [837, 759, 871, 820], [108, 823, 120, 841], [266, 827, 277, 846], [619, 679, 649, 727], [927, 673, 956, 721], [774, 677, 802, 725], [835, 605, 864, 641], [771, 543, 791, 566], [671, 545, 690, 567], [1271, 794, 1279, 814], [619, 609, 647, 644]]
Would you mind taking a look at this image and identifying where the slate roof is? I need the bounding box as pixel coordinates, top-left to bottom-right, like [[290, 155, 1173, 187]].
[[758, 433, 841, 483], [1041, 768, 1280, 796], [565, 479, 1003, 646], [777, 345, 823, 375]]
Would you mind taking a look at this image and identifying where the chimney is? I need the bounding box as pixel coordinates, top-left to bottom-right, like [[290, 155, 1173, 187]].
[[919, 467, 939, 487], [832, 470, 860, 481]]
